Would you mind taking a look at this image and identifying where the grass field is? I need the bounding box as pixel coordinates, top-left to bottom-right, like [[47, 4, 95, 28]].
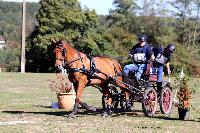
[[0, 72, 199, 133]]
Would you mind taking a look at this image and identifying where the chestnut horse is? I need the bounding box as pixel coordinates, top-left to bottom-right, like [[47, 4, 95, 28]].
[[51, 40, 130, 117]]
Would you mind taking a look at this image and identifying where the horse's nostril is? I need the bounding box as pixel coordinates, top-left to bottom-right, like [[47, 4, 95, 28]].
[[56, 69, 61, 73], [55, 64, 61, 68], [55, 66, 61, 73]]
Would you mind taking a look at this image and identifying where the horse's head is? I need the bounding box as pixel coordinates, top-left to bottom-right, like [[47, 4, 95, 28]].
[[51, 40, 67, 73]]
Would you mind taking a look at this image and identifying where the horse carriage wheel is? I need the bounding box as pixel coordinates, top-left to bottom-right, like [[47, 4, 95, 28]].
[[159, 85, 173, 114], [142, 87, 158, 117]]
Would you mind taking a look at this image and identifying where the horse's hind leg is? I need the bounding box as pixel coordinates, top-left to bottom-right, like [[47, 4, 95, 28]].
[[101, 84, 112, 117], [117, 79, 133, 111]]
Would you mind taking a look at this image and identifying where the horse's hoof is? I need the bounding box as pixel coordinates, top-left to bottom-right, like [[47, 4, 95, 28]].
[[90, 106, 97, 112], [67, 113, 75, 119], [101, 112, 109, 117], [108, 110, 112, 115], [126, 106, 134, 112]]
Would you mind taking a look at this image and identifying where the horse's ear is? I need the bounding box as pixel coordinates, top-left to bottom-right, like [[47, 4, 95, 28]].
[[50, 38, 56, 45], [58, 39, 63, 44]]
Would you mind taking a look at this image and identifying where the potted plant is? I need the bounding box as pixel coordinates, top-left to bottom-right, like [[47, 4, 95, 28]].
[[48, 74, 76, 111], [175, 77, 192, 120]]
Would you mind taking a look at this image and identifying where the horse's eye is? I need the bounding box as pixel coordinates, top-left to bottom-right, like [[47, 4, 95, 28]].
[[62, 50, 65, 56], [59, 58, 64, 61]]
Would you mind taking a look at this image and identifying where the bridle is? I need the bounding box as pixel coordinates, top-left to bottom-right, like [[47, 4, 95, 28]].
[[54, 42, 86, 72]]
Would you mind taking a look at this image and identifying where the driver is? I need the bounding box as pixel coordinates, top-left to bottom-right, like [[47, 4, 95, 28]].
[[123, 35, 154, 82]]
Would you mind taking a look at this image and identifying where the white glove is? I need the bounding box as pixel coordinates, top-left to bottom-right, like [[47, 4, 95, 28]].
[[167, 68, 171, 75]]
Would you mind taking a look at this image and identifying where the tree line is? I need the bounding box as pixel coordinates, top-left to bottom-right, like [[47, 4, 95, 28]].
[[0, 0, 200, 76]]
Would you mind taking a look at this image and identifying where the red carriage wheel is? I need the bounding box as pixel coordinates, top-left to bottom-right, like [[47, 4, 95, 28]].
[[142, 87, 158, 117], [160, 86, 173, 114]]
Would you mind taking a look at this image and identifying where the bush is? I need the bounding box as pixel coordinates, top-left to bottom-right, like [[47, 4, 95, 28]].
[[0, 47, 20, 72]]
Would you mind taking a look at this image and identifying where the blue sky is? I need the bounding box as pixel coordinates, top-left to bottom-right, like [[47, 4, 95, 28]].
[[2, 0, 114, 15], [79, 0, 113, 15]]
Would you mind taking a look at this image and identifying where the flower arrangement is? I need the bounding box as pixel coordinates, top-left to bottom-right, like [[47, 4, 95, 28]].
[[48, 74, 72, 94], [176, 77, 192, 109], [173, 70, 199, 120]]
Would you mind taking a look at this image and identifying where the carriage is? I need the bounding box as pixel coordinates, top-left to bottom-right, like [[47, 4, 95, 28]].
[[102, 67, 173, 117], [51, 40, 173, 118]]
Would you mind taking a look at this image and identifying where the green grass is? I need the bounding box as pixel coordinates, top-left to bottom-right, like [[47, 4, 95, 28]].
[[0, 72, 199, 133]]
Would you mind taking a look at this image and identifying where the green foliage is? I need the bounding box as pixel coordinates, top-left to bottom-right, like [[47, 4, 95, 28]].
[[31, 0, 99, 47], [170, 43, 200, 76], [0, 47, 20, 72], [27, 0, 107, 71], [0, 1, 40, 71], [107, 0, 138, 32], [0, 0, 200, 75]]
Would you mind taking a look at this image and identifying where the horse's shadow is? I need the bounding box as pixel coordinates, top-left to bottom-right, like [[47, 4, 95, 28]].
[[2, 110, 67, 116], [2, 105, 104, 117], [2, 105, 200, 122]]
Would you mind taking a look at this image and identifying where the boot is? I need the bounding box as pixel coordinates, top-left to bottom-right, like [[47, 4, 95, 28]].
[[157, 82, 162, 97]]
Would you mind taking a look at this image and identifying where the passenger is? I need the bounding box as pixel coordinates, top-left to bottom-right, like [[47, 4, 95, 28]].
[[152, 43, 175, 92]]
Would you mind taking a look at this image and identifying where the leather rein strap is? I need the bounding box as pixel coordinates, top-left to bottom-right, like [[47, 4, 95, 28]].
[[56, 42, 119, 82]]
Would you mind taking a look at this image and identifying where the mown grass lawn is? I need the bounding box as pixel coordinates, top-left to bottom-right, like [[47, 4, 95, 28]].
[[0, 72, 199, 133]]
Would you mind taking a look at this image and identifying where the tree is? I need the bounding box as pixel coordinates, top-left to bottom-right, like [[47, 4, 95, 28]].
[[106, 0, 138, 32], [171, 0, 193, 45], [27, 0, 107, 72], [192, 0, 200, 46], [0, 1, 39, 71]]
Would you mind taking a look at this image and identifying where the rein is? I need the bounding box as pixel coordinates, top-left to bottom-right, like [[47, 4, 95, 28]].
[[66, 54, 86, 66], [55, 41, 119, 82]]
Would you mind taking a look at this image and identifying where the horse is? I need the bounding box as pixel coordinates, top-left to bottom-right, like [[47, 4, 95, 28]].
[[51, 40, 131, 118]]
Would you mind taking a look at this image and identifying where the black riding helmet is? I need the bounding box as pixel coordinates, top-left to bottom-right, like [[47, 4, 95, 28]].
[[138, 35, 147, 42], [167, 43, 175, 53]]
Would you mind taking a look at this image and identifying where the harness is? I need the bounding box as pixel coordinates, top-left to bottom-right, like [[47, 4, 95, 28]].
[[66, 54, 98, 79], [66, 54, 119, 83], [56, 43, 119, 83]]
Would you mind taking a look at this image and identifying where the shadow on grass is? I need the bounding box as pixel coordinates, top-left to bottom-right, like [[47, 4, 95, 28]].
[[2, 110, 68, 116], [112, 109, 200, 122], [1, 104, 104, 117], [2, 106, 200, 122], [2, 109, 105, 116], [154, 115, 200, 122]]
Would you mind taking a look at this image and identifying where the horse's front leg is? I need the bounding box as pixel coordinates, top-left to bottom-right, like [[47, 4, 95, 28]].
[[79, 101, 97, 112], [68, 79, 91, 118], [67, 82, 82, 118]]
